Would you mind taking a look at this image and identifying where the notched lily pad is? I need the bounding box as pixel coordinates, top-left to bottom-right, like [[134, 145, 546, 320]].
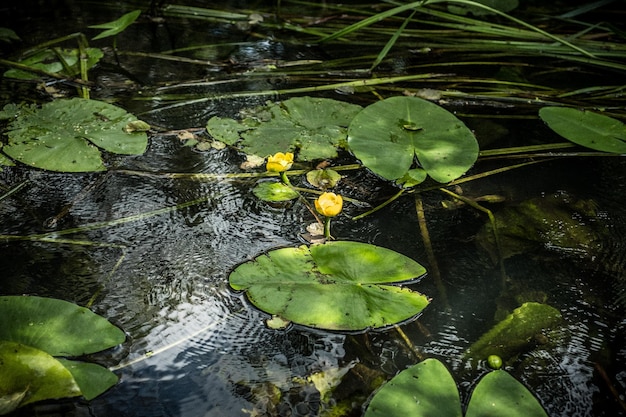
[[206, 97, 362, 161], [0, 98, 148, 172], [348, 96, 478, 183], [229, 241, 429, 332]]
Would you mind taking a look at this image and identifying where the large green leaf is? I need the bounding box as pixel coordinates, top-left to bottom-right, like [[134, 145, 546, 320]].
[[57, 359, 119, 401], [0, 295, 125, 357], [0, 341, 81, 411], [0, 99, 148, 172], [364, 358, 462, 417], [229, 241, 429, 331], [206, 97, 362, 161], [539, 106, 626, 153], [348, 96, 478, 183], [364, 358, 548, 417], [466, 370, 548, 417]]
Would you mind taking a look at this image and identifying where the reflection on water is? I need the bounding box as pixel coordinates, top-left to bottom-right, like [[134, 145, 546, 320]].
[[1, 2, 626, 416]]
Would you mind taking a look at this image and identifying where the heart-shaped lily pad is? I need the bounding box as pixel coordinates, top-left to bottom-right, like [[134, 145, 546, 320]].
[[206, 97, 362, 161], [0, 98, 148, 172], [229, 241, 429, 331], [348, 96, 478, 184]]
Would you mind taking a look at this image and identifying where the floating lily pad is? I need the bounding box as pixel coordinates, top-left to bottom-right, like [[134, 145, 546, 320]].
[[364, 358, 462, 417], [465, 370, 548, 417], [0, 341, 81, 412], [539, 106, 626, 153], [0, 98, 148, 172], [206, 97, 362, 161], [364, 358, 548, 417], [348, 96, 478, 183], [229, 241, 429, 331], [56, 359, 119, 401], [0, 295, 125, 356]]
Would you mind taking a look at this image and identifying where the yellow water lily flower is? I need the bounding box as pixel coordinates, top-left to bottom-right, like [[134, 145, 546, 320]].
[[266, 152, 294, 173], [314, 192, 343, 217]]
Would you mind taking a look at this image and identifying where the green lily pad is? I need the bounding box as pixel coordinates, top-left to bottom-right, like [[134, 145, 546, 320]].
[[89, 10, 141, 40], [252, 181, 300, 202], [3, 47, 103, 80], [466, 370, 548, 417], [57, 359, 119, 401], [229, 241, 429, 331], [539, 107, 626, 153], [206, 97, 362, 161], [364, 358, 548, 417], [0, 341, 81, 411], [465, 302, 562, 363], [364, 358, 462, 417], [348, 96, 478, 183], [0, 98, 148, 172], [0, 295, 125, 357]]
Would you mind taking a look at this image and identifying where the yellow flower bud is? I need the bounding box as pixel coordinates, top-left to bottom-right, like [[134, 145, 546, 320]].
[[266, 152, 294, 173], [314, 192, 343, 217]]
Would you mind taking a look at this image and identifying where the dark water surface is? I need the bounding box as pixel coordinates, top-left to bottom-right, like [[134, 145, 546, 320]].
[[1, 1, 626, 416]]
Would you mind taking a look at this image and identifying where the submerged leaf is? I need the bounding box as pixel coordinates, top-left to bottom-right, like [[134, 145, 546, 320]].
[[364, 358, 462, 417], [539, 106, 626, 153], [465, 302, 562, 362], [229, 241, 429, 331], [1, 99, 148, 172], [0, 295, 126, 357], [253, 182, 299, 202], [3, 48, 103, 80], [348, 96, 478, 183], [206, 97, 362, 161]]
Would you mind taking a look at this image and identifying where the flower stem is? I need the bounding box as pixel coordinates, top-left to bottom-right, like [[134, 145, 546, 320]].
[[280, 171, 291, 186], [324, 217, 333, 240]]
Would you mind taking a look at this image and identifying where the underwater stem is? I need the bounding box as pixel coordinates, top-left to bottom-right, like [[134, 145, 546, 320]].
[[415, 196, 449, 310]]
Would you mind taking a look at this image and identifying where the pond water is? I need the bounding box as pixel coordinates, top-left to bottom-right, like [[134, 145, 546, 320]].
[[1, 1, 626, 416]]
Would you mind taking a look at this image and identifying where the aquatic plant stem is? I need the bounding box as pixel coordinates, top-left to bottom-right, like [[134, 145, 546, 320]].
[[352, 188, 405, 221], [415, 196, 449, 310], [394, 324, 424, 360], [438, 188, 506, 287]]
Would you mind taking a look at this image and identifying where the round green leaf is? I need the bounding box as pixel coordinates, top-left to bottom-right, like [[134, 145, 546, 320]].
[[466, 370, 548, 417], [252, 181, 300, 201], [364, 358, 462, 417], [348, 96, 478, 183], [206, 97, 362, 161], [0, 295, 126, 357], [229, 241, 429, 331], [539, 106, 626, 153], [0, 341, 81, 410], [1, 99, 148, 172], [57, 359, 119, 401]]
